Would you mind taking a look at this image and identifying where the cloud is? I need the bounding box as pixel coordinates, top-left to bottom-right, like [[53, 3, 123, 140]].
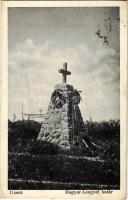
[[9, 38, 119, 85], [9, 38, 120, 121]]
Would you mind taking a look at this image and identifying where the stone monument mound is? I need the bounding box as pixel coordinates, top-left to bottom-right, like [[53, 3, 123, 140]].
[[37, 63, 85, 149]]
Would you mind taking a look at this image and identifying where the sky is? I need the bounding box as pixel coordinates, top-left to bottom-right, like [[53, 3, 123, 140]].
[[8, 7, 120, 122]]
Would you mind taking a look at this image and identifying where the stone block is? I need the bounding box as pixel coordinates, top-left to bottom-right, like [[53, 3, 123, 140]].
[[52, 138, 57, 143], [62, 129, 70, 135], [53, 130, 57, 135], [51, 134, 56, 138], [60, 141, 69, 146], [44, 130, 50, 137], [47, 120, 51, 125], [61, 123, 68, 130], [61, 126, 66, 130], [40, 131, 44, 137], [47, 126, 53, 131], [62, 112, 66, 117], [55, 134, 61, 139], [57, 128, 62, 134], [63, 116, 68, 122], [55, 124, 61, 129], [61, 120, 68, 125], [62, 107, 66, 112], [47, 137, 53, 142], [41, 137, 45, 141], [55, 108, 59, 113]]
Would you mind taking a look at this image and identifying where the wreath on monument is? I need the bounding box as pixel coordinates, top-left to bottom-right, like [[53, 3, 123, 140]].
[[51, 88, 82, 108], [51, 89, 66, 109], [70, 89, 81, 105]]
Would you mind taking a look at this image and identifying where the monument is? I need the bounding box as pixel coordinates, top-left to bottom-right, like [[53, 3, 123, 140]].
[[37, 63, 85, 149]]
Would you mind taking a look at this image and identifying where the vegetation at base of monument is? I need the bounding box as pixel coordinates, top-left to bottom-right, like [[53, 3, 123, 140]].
[[84, 119, 120, 161], [8, 120, 41, 153], [8, 119, 120, 161], [8, 120, 41, 140], [8, 119, 120, 189], [28, 140, 60, 155], [27, 140, 98, 157], [84, 119, 120, 141]]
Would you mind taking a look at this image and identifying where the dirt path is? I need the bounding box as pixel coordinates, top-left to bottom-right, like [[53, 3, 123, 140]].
[[9, 152, 117, 163], [61, 154, 105, 162], [8, 178, 118, 189]]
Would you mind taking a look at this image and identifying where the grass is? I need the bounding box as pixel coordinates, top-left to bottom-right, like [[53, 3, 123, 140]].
[[8, 119, 120, 190], [8, 152, 120, 190]]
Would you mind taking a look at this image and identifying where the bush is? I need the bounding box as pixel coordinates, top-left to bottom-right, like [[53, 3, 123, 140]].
[[8, 120, 41, 141], [8, 153, 120, 188], [59, 145, 98, 157], [100, 142, 120, 161], [84, 119, 120, 141], [8, 119, 120, 161], [28, 140, 60, 155]]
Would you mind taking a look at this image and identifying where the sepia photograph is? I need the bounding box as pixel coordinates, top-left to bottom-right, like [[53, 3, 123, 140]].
[[8, 6, 121, 190]]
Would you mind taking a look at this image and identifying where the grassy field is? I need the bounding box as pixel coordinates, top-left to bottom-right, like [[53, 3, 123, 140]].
[[8, 119, 120, 190], [8, 153, 119, 190]]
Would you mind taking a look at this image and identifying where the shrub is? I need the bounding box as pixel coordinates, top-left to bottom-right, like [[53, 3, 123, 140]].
[[84, 119, 120, 141], [28, 140, 60, 155], [8, 120, 41, 140], [100, 142, 120, 161], [8, 153, 120, 189]]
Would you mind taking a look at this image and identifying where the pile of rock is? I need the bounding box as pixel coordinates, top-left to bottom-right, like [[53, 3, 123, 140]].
[[37, 83, 84, 149]]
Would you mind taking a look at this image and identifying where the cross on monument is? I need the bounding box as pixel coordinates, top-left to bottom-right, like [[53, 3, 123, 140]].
[[58, 63, 71, 83]]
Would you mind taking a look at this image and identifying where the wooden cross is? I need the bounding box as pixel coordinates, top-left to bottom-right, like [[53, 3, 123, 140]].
[[58, 63, 71, 83], [39, 109, 43, 115]]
